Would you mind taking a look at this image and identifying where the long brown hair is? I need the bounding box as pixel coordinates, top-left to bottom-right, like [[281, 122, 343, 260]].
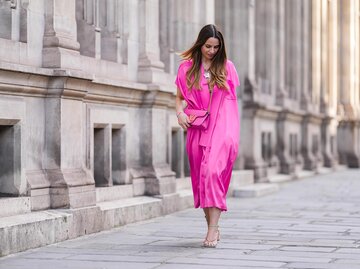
[[181, 24, 228, 90]]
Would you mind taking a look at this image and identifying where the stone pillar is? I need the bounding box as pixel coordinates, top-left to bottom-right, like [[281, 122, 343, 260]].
[[115, 0, 126, 64], [337, 0, 360, 167], [10, 0, 20, 41], [302, 115, 316, 170], [44, 77, 95, 209], [311, 0, 321, 110], [127, 0, 139, 81], [300, 0, 311, 110], [275, 0, 287, 106], [42, 0, 81, 69], [95, 0, 101, 60], [322, 0, 338, 167], [276, 112, 295, 175], [0, 1, 11, 39], [76, 0, 96, 58], [268, 0, 277, 102], [320, 0, 328, 113], [293, 0, 302, 103], [137, 0, 166, 85], [137, 91, 176, 196], [100, 0, 117, 62], [241, 109, 267, 181]]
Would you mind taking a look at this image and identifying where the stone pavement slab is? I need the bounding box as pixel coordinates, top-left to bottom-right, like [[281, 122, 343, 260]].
[[0, 169, 360, 269]]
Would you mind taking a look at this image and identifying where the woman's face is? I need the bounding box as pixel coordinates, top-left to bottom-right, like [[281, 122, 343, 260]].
[[201, 37, 220, 61]]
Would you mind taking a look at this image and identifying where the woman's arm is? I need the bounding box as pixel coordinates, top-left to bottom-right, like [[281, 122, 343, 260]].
[[175, 88, 190, 130]]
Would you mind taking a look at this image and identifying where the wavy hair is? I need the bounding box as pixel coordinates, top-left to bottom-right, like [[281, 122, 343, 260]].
[[180, 24, 228, 90]]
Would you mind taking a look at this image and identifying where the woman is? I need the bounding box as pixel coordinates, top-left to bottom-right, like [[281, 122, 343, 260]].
[[175, 24, 240, 248]]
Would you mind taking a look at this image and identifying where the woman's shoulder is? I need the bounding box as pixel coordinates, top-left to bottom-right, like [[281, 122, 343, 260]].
[[176, 59, 192, 78], [178, 59, 192, 69], [225, 59, 236, 70]]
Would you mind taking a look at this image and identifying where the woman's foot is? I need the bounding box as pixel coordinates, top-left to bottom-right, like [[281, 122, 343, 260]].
[[203, 225, 219, 248]]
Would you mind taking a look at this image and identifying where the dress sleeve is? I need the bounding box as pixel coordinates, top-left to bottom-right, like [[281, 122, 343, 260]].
[[229, 60, 240, 88], [175, 61, 188, 98]]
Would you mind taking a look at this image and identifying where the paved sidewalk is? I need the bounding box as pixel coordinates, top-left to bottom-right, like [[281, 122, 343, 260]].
[[1, 169, 360, 269]]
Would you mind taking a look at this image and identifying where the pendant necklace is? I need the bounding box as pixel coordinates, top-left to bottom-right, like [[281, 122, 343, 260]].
[[203, 62, 211, 79], [204, 69, 211, 80]]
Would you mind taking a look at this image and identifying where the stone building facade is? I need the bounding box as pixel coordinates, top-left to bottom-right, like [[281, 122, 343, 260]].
[[0, 0, 359, 256]]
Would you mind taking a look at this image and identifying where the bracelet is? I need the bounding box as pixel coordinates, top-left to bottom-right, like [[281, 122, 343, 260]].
[[176, 111, 184, 118]]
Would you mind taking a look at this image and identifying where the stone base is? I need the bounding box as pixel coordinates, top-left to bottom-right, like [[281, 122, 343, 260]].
[[30, 188, 51, 211], [347, 153, 360, 168], [233, 183, 279, 198], [0, 197, 31, 218], [268, 173, 294, 183], [50, 185, 96, 209], [96, 184, 133, 202]]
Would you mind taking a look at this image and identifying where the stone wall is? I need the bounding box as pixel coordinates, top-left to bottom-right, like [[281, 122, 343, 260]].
[[0, 0, 359, 212]]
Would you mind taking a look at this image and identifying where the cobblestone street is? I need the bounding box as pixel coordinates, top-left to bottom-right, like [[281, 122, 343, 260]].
[[1, 169, 360, 269]]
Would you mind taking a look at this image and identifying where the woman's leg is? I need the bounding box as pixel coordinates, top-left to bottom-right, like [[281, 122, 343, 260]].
[[206, 207, 221, 241], [203, 207, 209, 225]]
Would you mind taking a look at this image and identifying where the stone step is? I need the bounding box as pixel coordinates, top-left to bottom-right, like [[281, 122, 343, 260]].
[[0, 197, 31, 218], [0, 209, 73, 257], [176, 177, 191, 191], [317, 167, 334, 174], [230, 170, 255, 187], [233, 183, 279, 198], [0, 193, 195, 257], [98, 196, 164, 229], [268, 173, 293, 183], [96, 184, 134, 202], [296, 170, 316, 179], [335, 165, 348, 171], [176, 189, 193, 211]]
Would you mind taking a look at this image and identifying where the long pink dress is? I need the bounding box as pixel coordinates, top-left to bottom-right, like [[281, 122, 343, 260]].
[[175, 60, 240, 211]]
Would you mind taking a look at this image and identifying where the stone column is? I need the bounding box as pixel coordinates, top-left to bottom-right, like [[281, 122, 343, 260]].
[[44, 77, 95, 209], [10, 0, 20, 41], [241, 109, 267, 181], [268, 0, 277, 102], [276, 112, 295, 175], [137, 91, 176, 198], [320, 0, 328, 113], [300, 0, 311, 110], [322, 0, 338, 167], [275, 0, 287, 106], [116, 0, 128, 64], [311, 0, 321, 110], [42, 0, 81, 69], [100, 0, 117, 62], [127, 0, 139, 81], [76, 0, 96, 58], [137, 0, 166, 85], [338, 0, 360, 167], [293, 0, 302, 103]]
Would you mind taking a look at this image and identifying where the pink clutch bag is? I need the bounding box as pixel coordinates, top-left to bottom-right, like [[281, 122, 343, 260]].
[[184, 108, 209, 130]]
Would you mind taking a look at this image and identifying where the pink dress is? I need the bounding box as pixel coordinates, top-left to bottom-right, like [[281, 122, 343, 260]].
[[175, 60, 240, 211]]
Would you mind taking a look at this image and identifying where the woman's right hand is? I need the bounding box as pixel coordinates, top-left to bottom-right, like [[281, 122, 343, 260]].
[[177, 112, 190, 130]]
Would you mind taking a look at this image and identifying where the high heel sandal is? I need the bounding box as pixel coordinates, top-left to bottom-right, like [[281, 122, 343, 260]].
[[203, 225, 219, 248]]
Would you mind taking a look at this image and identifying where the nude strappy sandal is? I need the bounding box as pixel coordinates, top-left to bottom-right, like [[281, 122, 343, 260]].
[[203, 225, 220, 248]]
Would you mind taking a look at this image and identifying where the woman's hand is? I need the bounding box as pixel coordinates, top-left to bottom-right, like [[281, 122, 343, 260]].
[[177, 112, 190, 130], [175, 87, 190, 130]]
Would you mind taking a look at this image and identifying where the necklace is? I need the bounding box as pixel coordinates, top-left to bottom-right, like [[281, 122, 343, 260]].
[[203, 62, 211, 80], [204, 69, 211, 79]]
